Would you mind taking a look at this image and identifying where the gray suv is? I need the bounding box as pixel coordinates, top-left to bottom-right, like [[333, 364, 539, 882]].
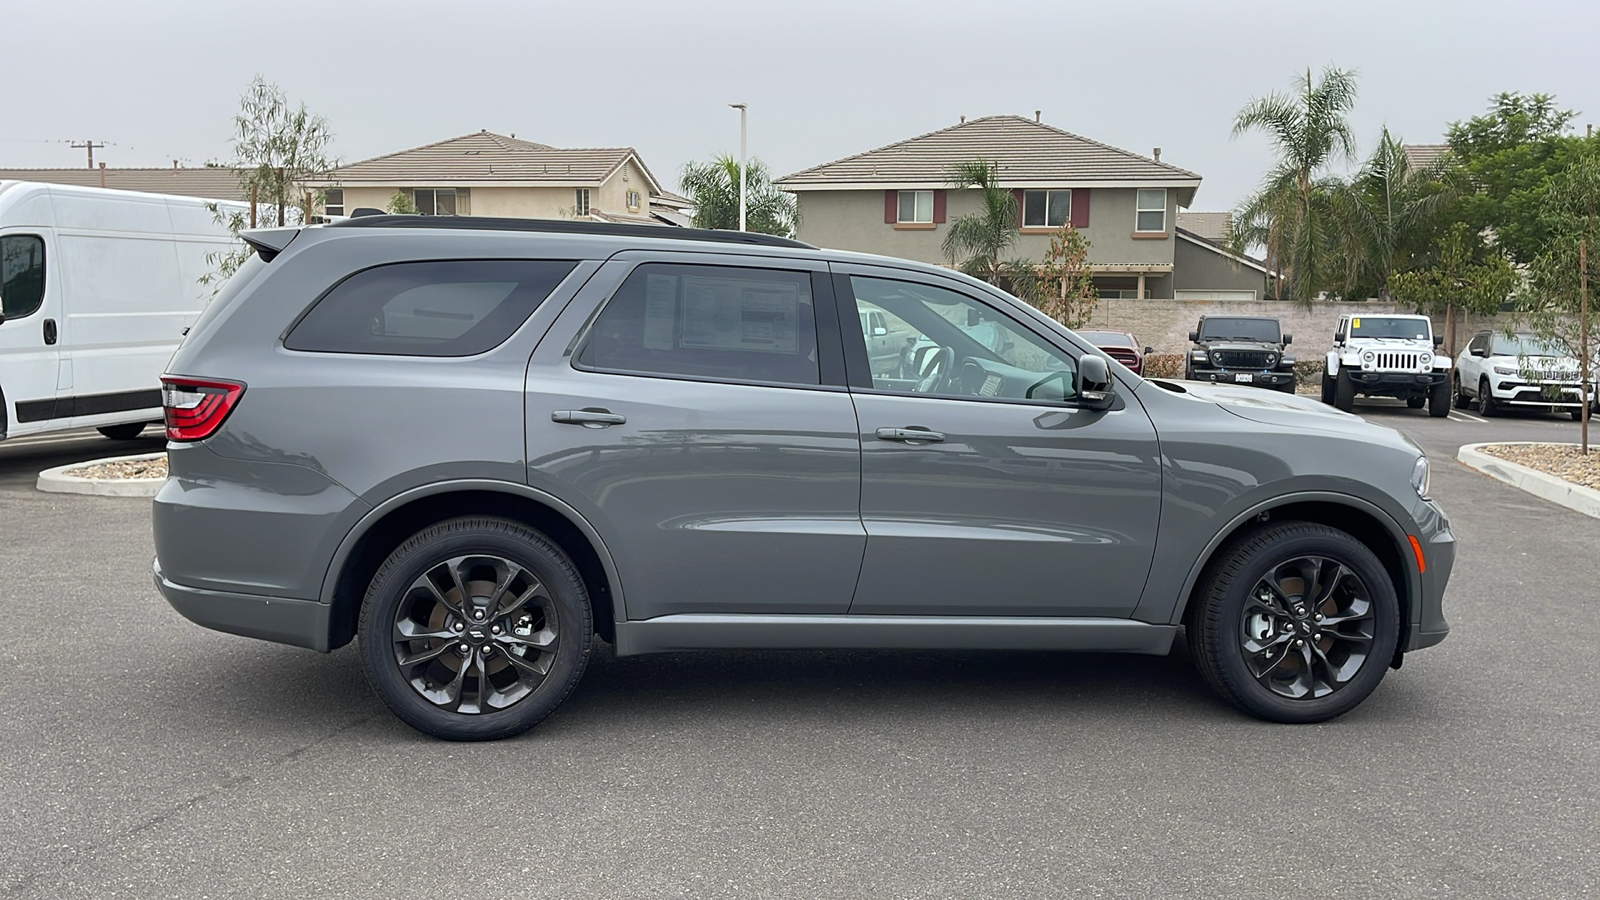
[[153, 217, 1454, 740]]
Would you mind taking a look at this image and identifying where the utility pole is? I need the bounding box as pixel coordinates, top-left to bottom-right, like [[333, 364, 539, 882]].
[[729, 103, 747, 232], [1582, 236, 1590, 452], [70, 140, 107, 169]]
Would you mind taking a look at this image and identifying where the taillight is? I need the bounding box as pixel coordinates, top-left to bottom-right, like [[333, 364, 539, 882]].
[[161, 377, 245, 441]]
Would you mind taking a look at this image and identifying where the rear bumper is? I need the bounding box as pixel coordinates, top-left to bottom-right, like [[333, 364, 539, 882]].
[[153, 560, 331, 652]]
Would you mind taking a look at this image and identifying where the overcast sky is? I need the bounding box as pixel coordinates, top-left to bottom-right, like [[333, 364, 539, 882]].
[[4, 0, 1597, 212]]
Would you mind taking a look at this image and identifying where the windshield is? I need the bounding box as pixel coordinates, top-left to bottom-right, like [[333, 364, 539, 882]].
[[1347, 317, 1430, 340], [1198, 318, 1279, 343], [1491, 334, 1568, 358]]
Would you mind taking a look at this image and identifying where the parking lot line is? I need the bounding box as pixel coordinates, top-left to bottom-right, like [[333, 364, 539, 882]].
[[1450, 411, 1488, 423]]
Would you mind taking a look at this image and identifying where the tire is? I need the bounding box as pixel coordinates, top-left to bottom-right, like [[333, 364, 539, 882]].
[[1333, 371, 1355, 412], [1453, 374, 1471, 409], [1277, 380, 1296, 394], [1185, 521, 1400, 724], [1428, 380, 1450, 418], [358, 516, 593, 741], [97, 423, 149, 440], [1405, 396, 1425, 409], [1573, 407, 1586, 422], [1320, 373, 1335, 405], [1479, 378, 1499, 417]]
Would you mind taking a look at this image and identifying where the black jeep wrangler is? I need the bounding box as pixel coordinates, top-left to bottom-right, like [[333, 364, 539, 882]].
[[1185, 315, 1295, 392]]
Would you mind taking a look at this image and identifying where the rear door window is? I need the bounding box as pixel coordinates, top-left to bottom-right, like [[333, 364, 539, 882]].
[[285, 259, 576, 356], [576, 263, 821, 386]]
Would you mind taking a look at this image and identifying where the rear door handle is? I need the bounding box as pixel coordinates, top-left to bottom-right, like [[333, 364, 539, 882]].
[[875, 426, 945, 443], [552, 408, 627, 428]]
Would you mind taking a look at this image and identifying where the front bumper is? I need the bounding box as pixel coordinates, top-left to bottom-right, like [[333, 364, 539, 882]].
[[1189, 368, 1294, 388], [1406, 498, 1454, 652], [1491, 381, 1597, 407], [1349, 371, 1447, 392], [154, 560, 331, 651]]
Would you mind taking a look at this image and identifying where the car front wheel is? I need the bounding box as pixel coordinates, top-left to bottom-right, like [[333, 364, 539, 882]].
[[1479, 378, 1500, 417], [1186, 522, 1399, 723], [1332, 371, 1356, 412], [1453, 374, 1471, 409], [1428, 380, 1450, 417], [358, 516, 593, 741]]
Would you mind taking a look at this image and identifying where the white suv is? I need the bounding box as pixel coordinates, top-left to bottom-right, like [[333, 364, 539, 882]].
[[1453, 331, 1598, 420], [1321, 314, 1450, 417]]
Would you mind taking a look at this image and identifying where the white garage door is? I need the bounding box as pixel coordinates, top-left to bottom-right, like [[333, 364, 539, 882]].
[[1176, 290, 1259, 301]]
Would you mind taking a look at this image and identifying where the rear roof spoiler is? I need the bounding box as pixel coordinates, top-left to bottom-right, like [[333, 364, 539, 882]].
[[240, 227, 300, 262]]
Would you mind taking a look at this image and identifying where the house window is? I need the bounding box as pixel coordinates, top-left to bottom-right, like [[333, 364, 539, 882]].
[[413, 188, 458, 216], [1136, 189, 1167, 233], [1023, 190, 1071, 227], [626, 190, 641, 209], [323, 188, 344, 217], [575, 189, 591, 217], [897, 190, 933, 224]]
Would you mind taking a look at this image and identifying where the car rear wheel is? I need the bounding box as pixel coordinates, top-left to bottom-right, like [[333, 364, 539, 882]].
[[358, 516, 592, 741], [1573, 407, 1586, 422], [1186, 522, 1399, 723], [1479, 378, 1499, 417], [97, 423, 150, 440]]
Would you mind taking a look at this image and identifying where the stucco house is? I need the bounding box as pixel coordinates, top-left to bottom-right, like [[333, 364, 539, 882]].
[[307, 130, 690, 226], [775, 115, 1268, 300]]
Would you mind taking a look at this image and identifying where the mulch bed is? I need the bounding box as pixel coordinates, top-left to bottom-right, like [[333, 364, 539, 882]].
[[64, 457, 167, 480], [1479, 443, 1600, 491]]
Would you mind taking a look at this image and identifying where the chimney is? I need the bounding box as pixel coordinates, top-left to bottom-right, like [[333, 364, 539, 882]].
[[173, 159, 179, 173], [98, 162, 106, 188], [959, 115, 965, 124], [1034, 110, 1041, 123], [1153, 148, 1162, 162]]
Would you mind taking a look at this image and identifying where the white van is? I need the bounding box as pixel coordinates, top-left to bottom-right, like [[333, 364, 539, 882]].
[[0, 181, 244, 441]]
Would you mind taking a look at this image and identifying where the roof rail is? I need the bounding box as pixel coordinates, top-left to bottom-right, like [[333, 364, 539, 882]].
[[324, 214, 815, 249]]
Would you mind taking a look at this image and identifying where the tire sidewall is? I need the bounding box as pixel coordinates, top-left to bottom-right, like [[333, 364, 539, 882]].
[[1202, 526, 1400, 723], [358, 518, 591, 741]]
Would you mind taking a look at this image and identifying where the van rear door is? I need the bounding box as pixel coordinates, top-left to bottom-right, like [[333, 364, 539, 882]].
[[0, 229, 62, 438]]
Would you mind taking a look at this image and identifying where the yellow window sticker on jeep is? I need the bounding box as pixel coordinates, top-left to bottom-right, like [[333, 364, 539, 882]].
[[1352, 318, 1360, 328]]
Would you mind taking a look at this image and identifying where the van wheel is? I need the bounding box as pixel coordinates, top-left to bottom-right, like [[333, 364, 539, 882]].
[[1186, 522, 1399, 723], [1333, 372, 1356, 412], [97, 423, 150, 440], [358, 516, 592, 741]]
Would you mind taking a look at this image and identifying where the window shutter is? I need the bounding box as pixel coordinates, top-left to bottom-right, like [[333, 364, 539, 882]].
[[1012, 189, 1025, 227], [1071, 188, 1090, 228], [933, 190, 946, 223], [884, 190, 897, 224]]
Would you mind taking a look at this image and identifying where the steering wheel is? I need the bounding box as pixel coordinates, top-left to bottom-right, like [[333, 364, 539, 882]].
[[910, 344, 955, 393]]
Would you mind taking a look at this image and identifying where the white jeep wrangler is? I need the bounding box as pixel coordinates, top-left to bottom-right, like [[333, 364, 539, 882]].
[[1321, 313, 1451, 417]]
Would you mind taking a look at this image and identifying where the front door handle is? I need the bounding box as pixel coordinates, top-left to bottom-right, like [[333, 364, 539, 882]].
[[43, 318, 57, 345], [875, 426, 945, 443], [552, 408, 627, 428]]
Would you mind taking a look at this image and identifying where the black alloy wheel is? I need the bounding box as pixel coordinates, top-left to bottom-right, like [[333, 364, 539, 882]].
[[1479, 378, 1500, 416], [1187, 521, 1399, 723], [1453, 374, 1471, 409], [359, 517, 592, 741]]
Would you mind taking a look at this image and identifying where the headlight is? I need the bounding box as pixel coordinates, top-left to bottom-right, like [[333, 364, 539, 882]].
[[1362, 350, 1376, 364], [1493, 365, 1518, 376], [1411, 456, 1430, 499], [1265, 353, 1277, 365], [1419, 352, 1432, 367]]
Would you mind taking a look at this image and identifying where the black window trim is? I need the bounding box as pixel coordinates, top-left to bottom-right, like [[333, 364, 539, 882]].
[[0, 232, 48, 321], [828, 265, 1127, 411], [280, 257, 581, 358], [568, 260, 849, 391]]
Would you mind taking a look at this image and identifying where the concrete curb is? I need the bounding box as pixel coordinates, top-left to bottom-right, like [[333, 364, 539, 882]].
[[1457, 442, 1600, 520], [36, 452, 165, 498]]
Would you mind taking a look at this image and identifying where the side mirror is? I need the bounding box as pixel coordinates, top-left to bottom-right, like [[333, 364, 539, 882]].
[[1432, 334, 1444, 347], [1188, 330, 1199, 343], [872, 326, 888, 337], [1334, 330, 1346, 345], [1075, 355, 1115, 411], [1143, 346, 1154, 355], [1282, 333, 1293, 345], [1470, 347, 1487, 358]]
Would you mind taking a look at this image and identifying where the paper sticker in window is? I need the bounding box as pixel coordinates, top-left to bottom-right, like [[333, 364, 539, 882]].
[[679, 276, 799, 353]]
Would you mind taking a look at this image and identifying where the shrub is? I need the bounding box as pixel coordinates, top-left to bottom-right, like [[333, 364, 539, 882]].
[[1143, 353, 1186, 379], [1292, 359, 1325, 386]]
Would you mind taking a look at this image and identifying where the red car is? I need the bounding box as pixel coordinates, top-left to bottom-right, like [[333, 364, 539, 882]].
[[1077, 330, 1150, 375]]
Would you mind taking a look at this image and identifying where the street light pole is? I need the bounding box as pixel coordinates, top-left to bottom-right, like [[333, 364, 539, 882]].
[[729, 103, 747, 232]]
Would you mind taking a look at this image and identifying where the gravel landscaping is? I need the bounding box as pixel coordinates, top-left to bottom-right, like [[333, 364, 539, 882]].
[[64, 456, 167, 480], [1479, 443, 1600, 490]]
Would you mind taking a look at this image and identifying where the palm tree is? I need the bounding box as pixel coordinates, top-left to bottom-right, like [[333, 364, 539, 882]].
[[1332, 127, 1455, 299], [1228, 66, 1360, 305], [941, 160, 1020, 283], [678, 155, 798, 236]]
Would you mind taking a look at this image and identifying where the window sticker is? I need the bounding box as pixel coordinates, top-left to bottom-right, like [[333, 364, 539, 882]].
[[1352, 318, 1361, 328], [679, 275, 799, 354]]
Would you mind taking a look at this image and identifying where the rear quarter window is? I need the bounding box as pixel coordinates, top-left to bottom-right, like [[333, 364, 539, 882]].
[[285, 259, 576, 356]]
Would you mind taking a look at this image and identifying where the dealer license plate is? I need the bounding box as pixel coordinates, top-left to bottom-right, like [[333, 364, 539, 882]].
[[1235, 373, 1254, 383]]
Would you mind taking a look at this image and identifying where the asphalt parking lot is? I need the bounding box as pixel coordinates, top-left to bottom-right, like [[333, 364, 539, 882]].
[[2, 408, 1597, 899]]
